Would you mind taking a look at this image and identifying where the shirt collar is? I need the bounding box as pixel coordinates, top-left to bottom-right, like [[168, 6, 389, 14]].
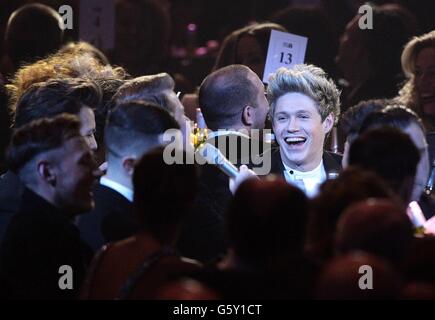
[[282, 161, 326, 198], [207, 129, 250, 140], [100, 176, 133, 202], [282, 161, 324, 179]]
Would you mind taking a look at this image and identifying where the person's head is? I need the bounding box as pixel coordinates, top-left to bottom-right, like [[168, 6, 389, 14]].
[[335, 199, 414, 265], [199, 64, 269, 132], [316, 252, 401, 299], [336, 4, 417, 86], [267, 64, 340, 171], [13, 78, 102, 151], [58, 41, 110, 66], [359, 105, 430, 202], [7, 114, 101, 215], [5, 3, 64, 69], [92, 77, 126, 162], [105, 101, 180, 189], [307, 166, 394, 264], [133, 147, 197, 245], [399, 31, 435, 128], [7, 49, 123, 107], [340, 99, 387, 167], [114, 0, 171, 75], [213, 22, 287, 79], [112, 73, 184, 127], [227, 176, 308, 271], [348, 127, 420, 204]]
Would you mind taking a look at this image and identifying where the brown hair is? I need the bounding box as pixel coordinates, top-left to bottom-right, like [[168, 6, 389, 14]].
[[7, 113, 81, 172]]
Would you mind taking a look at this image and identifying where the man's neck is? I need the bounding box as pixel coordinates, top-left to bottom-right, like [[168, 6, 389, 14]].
[[104, 167, 132, 190], [102, 167, 133, 202]]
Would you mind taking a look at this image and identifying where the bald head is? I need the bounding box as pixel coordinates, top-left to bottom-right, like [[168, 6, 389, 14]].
[[199, 64, 266, 131]]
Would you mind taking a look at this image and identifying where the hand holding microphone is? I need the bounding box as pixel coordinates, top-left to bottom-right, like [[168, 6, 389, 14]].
[[197, 143, 258, 194]]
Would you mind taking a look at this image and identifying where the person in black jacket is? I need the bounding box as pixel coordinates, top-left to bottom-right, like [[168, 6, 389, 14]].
[[0, 114, 101, 299], [266, 64, 342, 198], [0, 78, 102, 246], [177, 65, 270, 263], [77, 101, 180, 251]]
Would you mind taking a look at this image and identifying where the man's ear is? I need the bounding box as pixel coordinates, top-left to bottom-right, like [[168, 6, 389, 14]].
[[122, 156, 136, 177], [242, 105, 254, 126], [37, 161, 57, 186], [323, 113, 335, 134]]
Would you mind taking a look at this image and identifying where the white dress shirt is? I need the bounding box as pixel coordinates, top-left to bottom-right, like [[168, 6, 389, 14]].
[[100, 176, 133, 203], [282, 161, 326, 198]]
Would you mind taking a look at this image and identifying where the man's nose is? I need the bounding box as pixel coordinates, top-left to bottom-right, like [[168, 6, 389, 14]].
[[88, 135, 98, 152], [287, 117, 299, 132]]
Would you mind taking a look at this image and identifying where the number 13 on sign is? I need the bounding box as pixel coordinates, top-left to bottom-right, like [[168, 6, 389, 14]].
[[279, 52, 292, 64], [263, 30, 308, 84]]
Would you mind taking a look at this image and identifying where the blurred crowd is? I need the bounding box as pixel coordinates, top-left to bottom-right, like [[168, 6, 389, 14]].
[[0, 0, 433, 300]]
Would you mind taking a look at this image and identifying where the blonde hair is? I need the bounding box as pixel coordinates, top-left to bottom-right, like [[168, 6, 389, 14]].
[[398, 31, 435, 114], [7, 51, 125, 110], [267, 64, 340, 124]]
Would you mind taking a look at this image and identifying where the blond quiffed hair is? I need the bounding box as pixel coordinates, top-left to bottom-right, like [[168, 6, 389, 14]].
[[267, 64, 341, 124]]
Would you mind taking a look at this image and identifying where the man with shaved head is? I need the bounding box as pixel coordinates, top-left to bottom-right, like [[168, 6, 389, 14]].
[[178, 64, 270, 263]]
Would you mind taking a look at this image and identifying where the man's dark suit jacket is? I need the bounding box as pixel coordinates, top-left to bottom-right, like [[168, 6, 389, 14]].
[[0, 188, 93, 299], [178, 133, 270, 263], [77, 183, 136, 251], [0, 170, 25, 245], [269, 147, 342, 180]]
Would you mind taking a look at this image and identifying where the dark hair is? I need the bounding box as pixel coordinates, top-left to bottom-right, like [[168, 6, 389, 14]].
[[340, 99, 387, 143], [92, 78, 125, 147], [105, 101, 179, 157], [111, 73, 178, 116], [133, 147, 197, 243], [227, 176, 308, 268], [335, 199, 414, 265], [199, 64, 258, 130], [307, 166, 394, 263], [360, 104, 425, 135], [5, 3, 64, 68], [348, 127, 420, 200], [213, 22, 287, 76], [7, 113, 81, 173], [13, 78, 102, 129]]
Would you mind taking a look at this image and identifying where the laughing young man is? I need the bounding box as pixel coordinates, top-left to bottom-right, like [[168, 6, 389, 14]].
[[266, 64, 342, 197]]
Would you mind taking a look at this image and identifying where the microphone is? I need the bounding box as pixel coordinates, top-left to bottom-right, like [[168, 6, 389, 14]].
[[425, 159, 435, 195], [197, 143, 239, 178]]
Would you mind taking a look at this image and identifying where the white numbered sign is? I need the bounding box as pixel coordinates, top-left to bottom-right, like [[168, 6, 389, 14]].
[[262, 30, 308, 84], [79, 0, 115, 50]]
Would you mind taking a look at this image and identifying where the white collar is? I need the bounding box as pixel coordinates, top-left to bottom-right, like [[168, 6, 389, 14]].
[[282, 161, 326, 198], [100, 176, 133, 202], [282, 161, 324, 179], [207, 129, 250, 140]]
